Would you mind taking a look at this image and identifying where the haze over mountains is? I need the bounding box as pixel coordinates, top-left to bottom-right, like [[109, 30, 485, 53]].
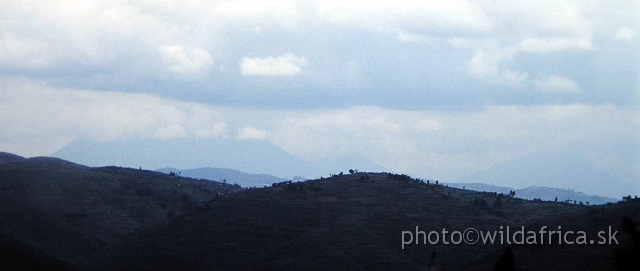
[[448, 183, 616, 205], [53, 137, 386, 179], [52, 137, 637, 199], [157, 167, 289, 188], [456, 153, 636, 199]]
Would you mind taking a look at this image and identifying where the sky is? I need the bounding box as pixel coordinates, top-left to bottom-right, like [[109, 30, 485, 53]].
[[0, 0, 638, 196]]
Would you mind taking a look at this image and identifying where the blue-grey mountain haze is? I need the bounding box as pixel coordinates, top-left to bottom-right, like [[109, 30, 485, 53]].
[[1, 1, 637, 199], [53, 137, 387, 179]]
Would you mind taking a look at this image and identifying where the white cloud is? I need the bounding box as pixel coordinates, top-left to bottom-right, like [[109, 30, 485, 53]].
[[465, 49, 527, 86], [187, 105, 229, 139], [517, 38, 596, 54], [317, 0, 493, 36], [442, 0, 603, 87], [161, 45, 213, 76], [214, 0, 301, 27], [0, 0, 632, 100], [498, 70, 529, 87], [0, 78, 227, 155], [534, 75, 582, 93], [155, 124, 188, 140], [270, 107, 405, 160], [466, 50, 501, 78], [240, 53, 309, 76], [236, 127, 267, 141], [615, 27, 636, 41], [0, 1, 176, 72], [396, 31, 429, 43], [0, 35, 50, 70], [415, 119, 442, 132], [462, 35, 595, 87]]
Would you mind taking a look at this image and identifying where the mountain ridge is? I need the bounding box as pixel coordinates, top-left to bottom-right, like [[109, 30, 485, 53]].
[[52, 137, 387, 179], [157, 167, 289, 188], [448, 182, 617, 205], [458, 153, 637, 198]]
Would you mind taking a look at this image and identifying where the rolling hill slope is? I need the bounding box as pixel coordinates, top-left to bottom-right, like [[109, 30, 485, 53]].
[[100, 173, 640, 271], [0, 153, 242, 268]]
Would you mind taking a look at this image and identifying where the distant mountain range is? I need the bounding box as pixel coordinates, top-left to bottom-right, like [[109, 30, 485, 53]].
[[157, 167, 289, 188], [163, 167, 619, 204], [53, 137, 631, 201], [53, 137, 386, 179], [51, 138, 638, 199], [456, 153, 637, 199], [448, 182, 617, 205]]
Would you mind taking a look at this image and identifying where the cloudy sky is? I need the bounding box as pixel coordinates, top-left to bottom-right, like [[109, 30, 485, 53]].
[[0, 0, 638, 196]]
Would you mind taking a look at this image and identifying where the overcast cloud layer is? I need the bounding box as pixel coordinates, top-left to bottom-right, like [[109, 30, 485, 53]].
[[0, 0, 638, 197]]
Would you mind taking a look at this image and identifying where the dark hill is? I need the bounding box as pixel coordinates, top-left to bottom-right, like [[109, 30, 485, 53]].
[[1, 152, 638, 270], [22, 156, 88, 168], [0, 154, 242, 268], [0, 151, 25, 165], [0, 232, 79, 271], [100, 173, 640, 271]]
